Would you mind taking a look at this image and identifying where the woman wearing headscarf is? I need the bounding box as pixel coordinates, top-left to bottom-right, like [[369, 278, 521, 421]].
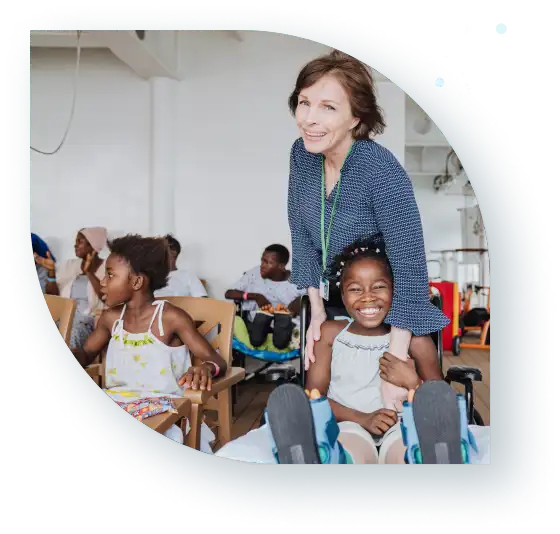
[[35, 227, 108, 349]]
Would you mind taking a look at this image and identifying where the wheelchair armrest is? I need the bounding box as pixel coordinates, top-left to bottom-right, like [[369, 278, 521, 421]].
[[445, 365, 483, 383], [233, 299, 251, 321], [299, 295, 311, 386]]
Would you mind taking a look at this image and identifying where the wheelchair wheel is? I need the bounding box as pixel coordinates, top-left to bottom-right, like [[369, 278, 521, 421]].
[[452, 336, 462, 356]]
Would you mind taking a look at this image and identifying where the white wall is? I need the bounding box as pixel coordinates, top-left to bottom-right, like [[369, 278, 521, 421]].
[[31, 48, 151, 261], [403, 95, 486, 280], [31, 32, 407, 299]]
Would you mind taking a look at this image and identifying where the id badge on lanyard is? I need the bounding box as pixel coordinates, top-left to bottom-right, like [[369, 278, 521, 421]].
[[320, 277, 330, 301], [320, 149, 349, 302]]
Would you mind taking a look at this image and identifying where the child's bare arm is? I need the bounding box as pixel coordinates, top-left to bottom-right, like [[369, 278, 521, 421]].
[[305, 321, 343, 395], [168, 307, 226, 373], [72, 311, 113, 367], [409, 335, 443, 381]]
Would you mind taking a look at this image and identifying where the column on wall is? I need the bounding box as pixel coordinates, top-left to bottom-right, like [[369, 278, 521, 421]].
[[149, 77, 178, 236]]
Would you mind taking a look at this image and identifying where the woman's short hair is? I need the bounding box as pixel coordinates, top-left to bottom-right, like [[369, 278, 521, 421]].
[[288, 50, 386, 140]]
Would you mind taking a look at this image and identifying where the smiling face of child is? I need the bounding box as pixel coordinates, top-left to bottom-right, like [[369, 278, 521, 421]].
[[341, 257, 393, 332]]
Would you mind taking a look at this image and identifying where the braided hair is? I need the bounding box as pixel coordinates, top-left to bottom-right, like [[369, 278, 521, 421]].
[[329, 236, 393, 289]]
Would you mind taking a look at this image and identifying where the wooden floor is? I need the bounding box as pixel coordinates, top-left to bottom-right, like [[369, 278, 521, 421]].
[[216, 340, 490, 451], [442, 339, 491, 424]]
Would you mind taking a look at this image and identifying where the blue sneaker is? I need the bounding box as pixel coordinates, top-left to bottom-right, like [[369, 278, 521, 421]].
[[400, 381, 476, 464], [264, 384, 348, 464]]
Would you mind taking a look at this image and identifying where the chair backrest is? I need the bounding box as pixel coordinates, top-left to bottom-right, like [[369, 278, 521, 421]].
[[156, 297, 235, 367], [44, 294, 77, 346]]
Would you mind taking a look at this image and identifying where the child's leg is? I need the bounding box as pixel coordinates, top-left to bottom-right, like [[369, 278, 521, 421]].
[[381, 326, 412, 411], [378, 428, 406, 464], [337, 422, 379, 464], [247, 312, 273, 347], [272, 313, 295, 350]]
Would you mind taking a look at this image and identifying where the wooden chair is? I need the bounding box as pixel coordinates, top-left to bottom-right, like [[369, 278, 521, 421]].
[[156, 297, 245, 450], [85, 365, 193, 443], [44, 294, 77, 346], [89, 310, 194, 436], [86, 297, 244, 449]]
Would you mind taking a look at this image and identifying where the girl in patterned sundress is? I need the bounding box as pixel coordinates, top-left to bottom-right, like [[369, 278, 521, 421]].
[[73, 235, 226, 452]]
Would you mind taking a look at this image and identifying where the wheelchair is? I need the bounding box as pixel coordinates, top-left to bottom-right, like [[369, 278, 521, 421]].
[[298, 291, 485, 426], [231, 300, 306, 407]]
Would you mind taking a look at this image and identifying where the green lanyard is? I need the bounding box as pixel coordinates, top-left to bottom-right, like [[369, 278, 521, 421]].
[[320, 145, 353, 274]]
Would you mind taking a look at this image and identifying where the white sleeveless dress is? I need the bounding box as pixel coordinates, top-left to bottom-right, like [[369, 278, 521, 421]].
[[104, 300, 214, 452], [327, 320, 401, 447]]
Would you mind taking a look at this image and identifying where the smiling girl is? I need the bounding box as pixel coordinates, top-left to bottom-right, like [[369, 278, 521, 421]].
[[215, 238, 446, 464]]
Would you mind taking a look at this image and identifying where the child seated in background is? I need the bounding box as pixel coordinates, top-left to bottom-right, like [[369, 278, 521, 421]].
[[225, 244, 306, 350], [154, 234, 207, 298], [216, 238, 488, 463], [73, 234, 225, 452]]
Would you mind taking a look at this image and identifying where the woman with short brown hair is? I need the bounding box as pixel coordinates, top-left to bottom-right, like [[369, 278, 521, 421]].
[[287, 50, 448, 410]]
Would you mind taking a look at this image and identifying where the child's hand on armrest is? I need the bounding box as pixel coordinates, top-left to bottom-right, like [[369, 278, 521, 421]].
[[179, 362, 217, 391]]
